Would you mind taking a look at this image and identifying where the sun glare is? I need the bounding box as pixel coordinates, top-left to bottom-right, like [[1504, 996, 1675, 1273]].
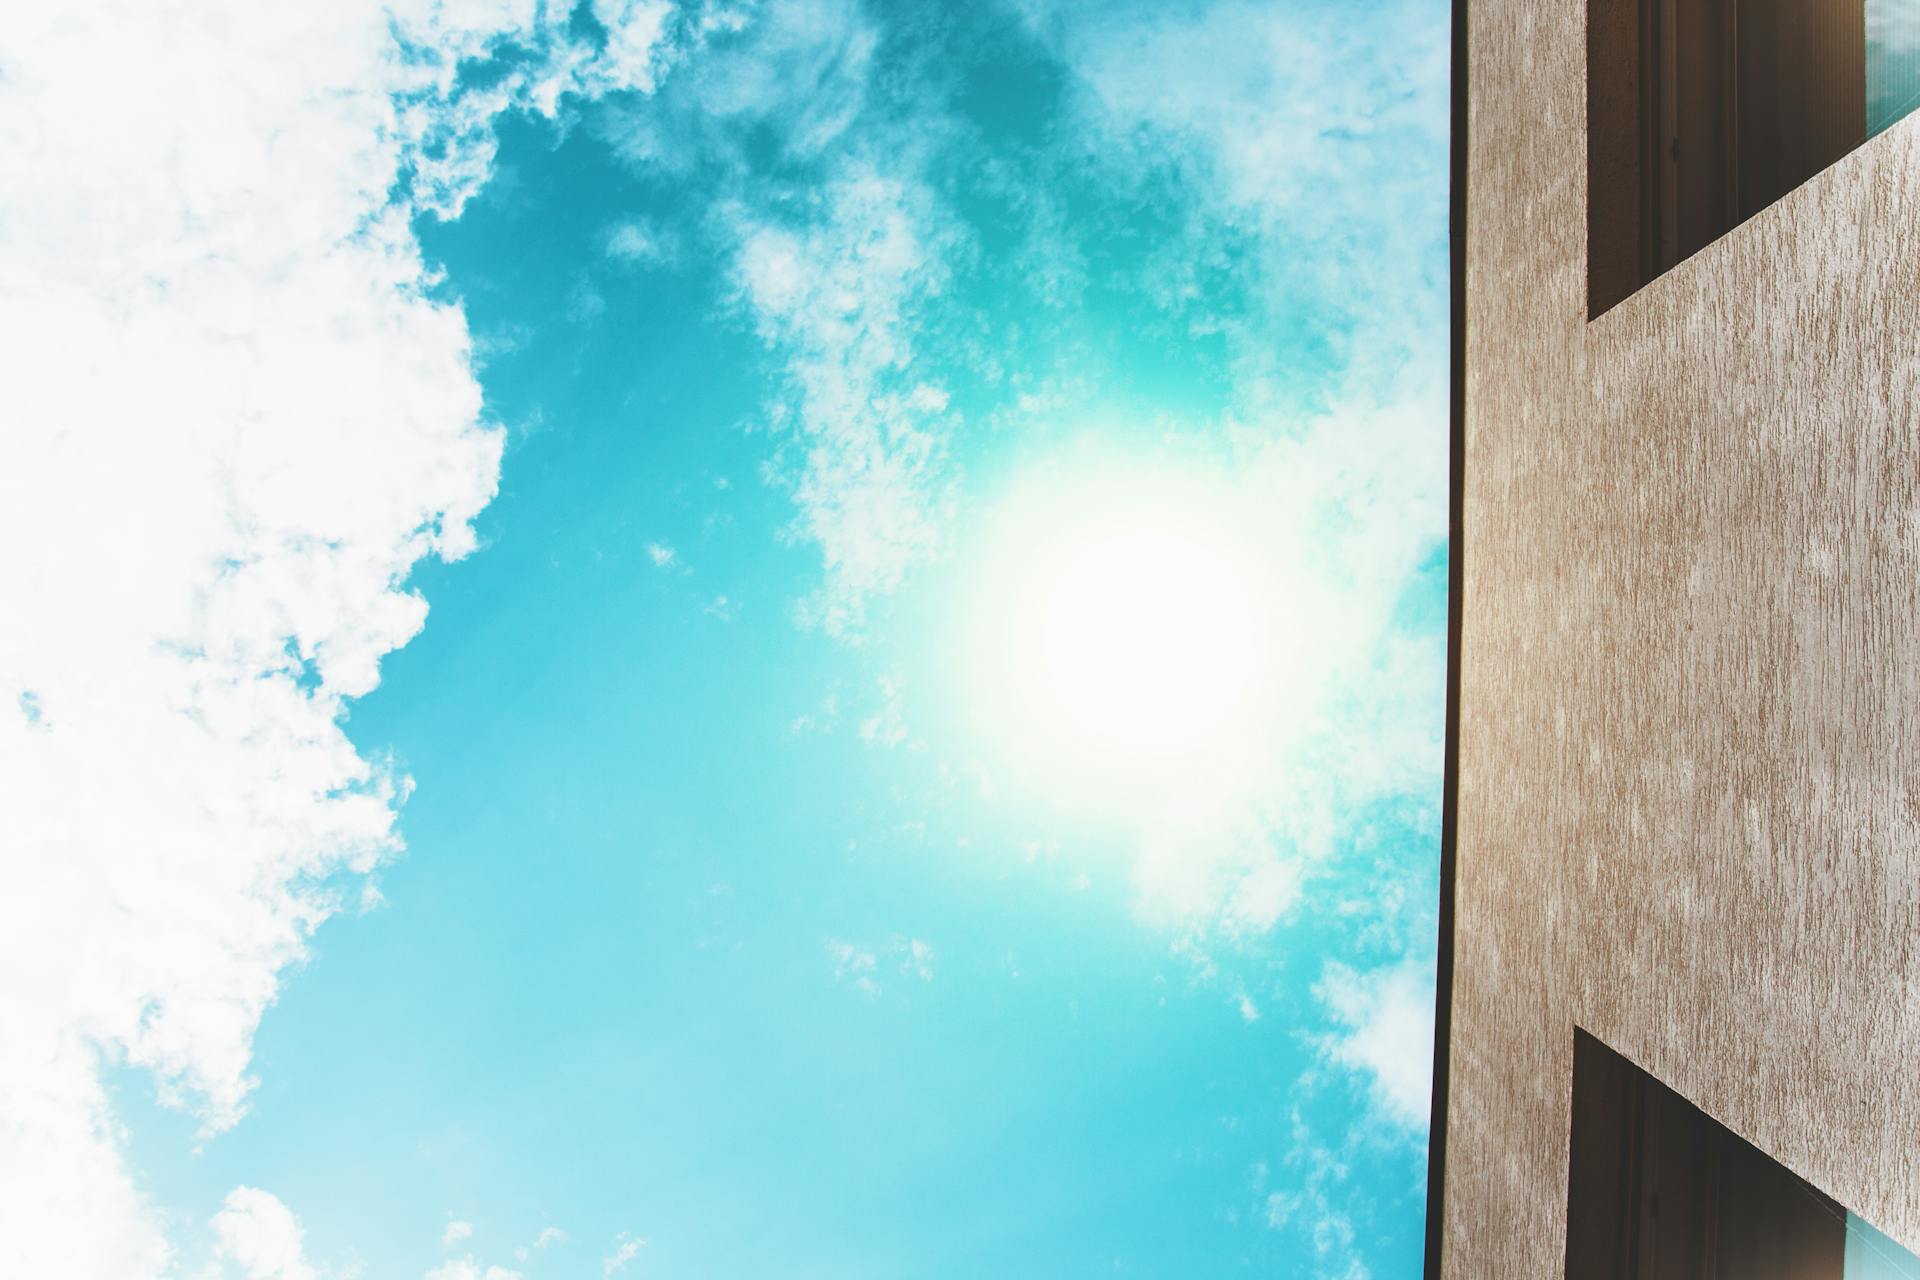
[[965, 462, 1280, 802]]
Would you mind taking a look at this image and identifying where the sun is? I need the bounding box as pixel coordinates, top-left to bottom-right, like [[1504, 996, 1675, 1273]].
[[962, 459, 1279, 801]]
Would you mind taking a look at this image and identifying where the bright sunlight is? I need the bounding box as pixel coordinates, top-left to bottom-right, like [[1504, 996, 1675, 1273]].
[[965, 458, 1285, 804]]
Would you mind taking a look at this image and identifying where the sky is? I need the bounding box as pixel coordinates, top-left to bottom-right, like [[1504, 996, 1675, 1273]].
[[0, 2, 1449, 1278]]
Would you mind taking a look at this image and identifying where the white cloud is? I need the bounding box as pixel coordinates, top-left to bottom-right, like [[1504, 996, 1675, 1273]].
[[1317, 959, 1436, 1130], [602, 1234, 646, 1277], [425, 1261, 522, 1280], [727, 168, 960, 635], [511, 1227, 565, 1262], [857, 672, 909, 749], [788, 691, 842, 736], [825, 939, 881, 996], [645, 541, 678, 568], [606, 219, 681, 267], [568, 278, 609, 323], [825, 936, 934, 996], [606, 0, 877, 173], [428, 1212, 542, 1280], [209, 1188, 320, 1280], [1129, 810, 1306, 943], [1870, 1, 1920, 57], [1026, 0, 1447, 396], [1250, 1116, 1375, 1280], [0, 2, 670, 1273], [902, 938, 935, 982], [590, 0, 674, 96]]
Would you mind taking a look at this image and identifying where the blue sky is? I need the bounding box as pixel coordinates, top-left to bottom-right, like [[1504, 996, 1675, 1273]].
[[2, 2, 1447, 1277]]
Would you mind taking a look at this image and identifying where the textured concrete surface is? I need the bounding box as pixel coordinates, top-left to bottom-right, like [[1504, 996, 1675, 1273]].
[[1445, 1, 1920, 1272]]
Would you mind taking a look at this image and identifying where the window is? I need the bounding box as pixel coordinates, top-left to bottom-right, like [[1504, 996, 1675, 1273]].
[[1587, 0, 1920, 316], [1565, 1029, 1920, 1279]]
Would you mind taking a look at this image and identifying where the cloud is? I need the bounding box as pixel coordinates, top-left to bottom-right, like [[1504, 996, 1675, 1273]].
[[645, 541, 678, 568], [1130, 810, 1306, 940], [725, 165, 961, 635], [393, 0, 678, 220], [825, 935, 934, 995], [597, 4, 975, 642], [1023, 0, 1448, 392], [858, 672, 909, 749], [788, 691, 842, 736], [602, 1234, 646, 1277], [425, 1261, 522, 1280], [443, 1220, 474, 1248], [602, 0, 877, 175], [0, 1, 670, 1272], [568, 278, 609, 323], [606, 219, 682, 268], [902, 938, 936, 982], [511, 1227, 565, 1262], [1251, 1116, 1375, 1280], [209, 1188, 320, 1280], [825, 939, 881, 996], [518, 0, 940, 655], [1316, 959, 1436, 1130], [1870, 1, 1920, 57]]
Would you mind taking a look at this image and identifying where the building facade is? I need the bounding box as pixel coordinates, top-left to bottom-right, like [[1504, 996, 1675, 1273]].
[[1439, 0, 1920, 1273]]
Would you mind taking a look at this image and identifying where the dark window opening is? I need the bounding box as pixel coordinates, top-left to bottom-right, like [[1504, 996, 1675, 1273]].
[[1587, 0, 1920, 317], [1565, 1028, 1920, 1279]]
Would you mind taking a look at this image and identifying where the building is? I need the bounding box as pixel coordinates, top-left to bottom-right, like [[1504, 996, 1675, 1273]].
[[1434, 0, 1920, 1274]]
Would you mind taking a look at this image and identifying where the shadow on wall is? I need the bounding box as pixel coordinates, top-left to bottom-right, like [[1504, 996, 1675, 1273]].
[[1564, 1029, 1920, 1280], [1587, 0, 1920, 318]]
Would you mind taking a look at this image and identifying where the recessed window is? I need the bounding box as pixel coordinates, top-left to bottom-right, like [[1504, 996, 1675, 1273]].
[[1587, 0, 1920, 316], [1565, 1029, 1920, 1279]]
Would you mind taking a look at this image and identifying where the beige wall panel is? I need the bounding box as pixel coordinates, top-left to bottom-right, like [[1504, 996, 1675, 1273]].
[[1446, 0, 1920, 1273]]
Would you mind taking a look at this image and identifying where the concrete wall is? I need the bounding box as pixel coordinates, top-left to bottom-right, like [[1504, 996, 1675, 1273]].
[[1443, 0, 1920, 1271]]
